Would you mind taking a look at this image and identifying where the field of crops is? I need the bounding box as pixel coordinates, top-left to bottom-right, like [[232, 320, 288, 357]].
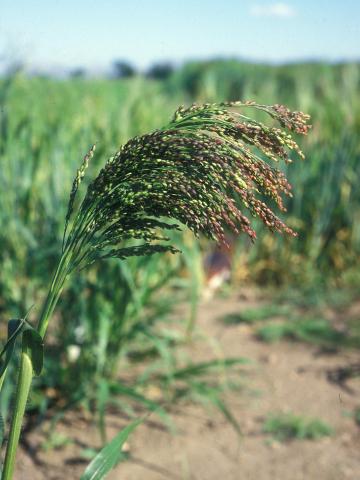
[[1, 60, 360, 479]]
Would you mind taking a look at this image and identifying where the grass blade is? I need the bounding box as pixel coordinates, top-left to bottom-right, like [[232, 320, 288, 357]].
[[80, 418, 142, 480]]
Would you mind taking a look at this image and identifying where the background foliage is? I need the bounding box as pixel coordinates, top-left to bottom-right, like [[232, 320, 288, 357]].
[[0, 59, 359, 438]]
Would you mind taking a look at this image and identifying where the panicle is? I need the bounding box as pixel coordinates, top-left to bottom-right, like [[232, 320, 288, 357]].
[[62, 102, 310, 270]]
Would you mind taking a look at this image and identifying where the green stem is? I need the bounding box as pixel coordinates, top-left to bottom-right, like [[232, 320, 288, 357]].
[[2, 253, 69, 479], [2, 352, 32, 480], [37, 250, 71, 339]]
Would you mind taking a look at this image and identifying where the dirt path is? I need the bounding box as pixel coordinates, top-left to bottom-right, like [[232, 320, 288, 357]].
[[15, 293, 360, 480]]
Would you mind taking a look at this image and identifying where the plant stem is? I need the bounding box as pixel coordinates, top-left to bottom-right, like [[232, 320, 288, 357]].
[[2, 352, 32, 480], [2, 254, 69, 479], [37, 252, 69, 339]]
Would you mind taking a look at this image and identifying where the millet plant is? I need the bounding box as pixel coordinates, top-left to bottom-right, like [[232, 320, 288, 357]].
[[0, 100, 310, 479]]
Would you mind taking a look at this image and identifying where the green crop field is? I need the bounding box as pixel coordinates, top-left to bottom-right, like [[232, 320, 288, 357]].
[[1, 60, 360, 479]]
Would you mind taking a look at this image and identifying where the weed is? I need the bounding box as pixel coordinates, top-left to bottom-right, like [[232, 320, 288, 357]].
[[257, 317, 347, 347], [221, 304, 292, 325], [263, 412, 334, 441]]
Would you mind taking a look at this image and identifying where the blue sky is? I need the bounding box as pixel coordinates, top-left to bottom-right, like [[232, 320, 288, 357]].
[[1, 0, 359, 71]]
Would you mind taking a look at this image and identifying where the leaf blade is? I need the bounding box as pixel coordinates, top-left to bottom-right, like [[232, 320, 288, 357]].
[[0, 319, 26, 379], [80, 418, 142, 480]]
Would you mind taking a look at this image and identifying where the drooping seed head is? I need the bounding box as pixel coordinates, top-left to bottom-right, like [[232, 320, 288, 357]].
[[62, 101, 310, 271]]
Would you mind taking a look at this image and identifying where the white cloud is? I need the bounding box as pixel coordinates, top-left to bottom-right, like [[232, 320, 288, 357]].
[[250, 3, 297, 18]]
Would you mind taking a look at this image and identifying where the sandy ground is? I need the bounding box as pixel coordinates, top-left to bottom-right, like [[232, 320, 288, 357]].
[[14, 292, 360, 480]]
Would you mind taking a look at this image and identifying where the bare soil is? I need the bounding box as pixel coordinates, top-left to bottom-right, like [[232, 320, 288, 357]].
[[14, 291, 360, 480]]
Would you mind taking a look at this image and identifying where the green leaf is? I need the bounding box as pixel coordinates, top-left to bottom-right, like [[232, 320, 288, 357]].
[[80, 418, 142, 480], [0, 319, 26, 378], [170, 357, 250, 380], [206, 389, 242, 435], [22, 326, 44, 376], [97, 379, 110, 444], [109, 383, 174, 432]]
